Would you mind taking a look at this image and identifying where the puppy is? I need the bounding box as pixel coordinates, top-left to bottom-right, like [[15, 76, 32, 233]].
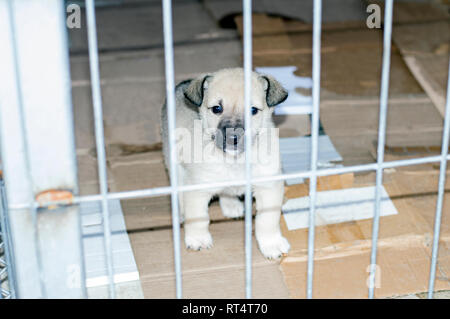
[[161, 68, 290, 259]]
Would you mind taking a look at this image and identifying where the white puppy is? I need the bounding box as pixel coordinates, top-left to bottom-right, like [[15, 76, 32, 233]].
[[161, 68, 290, 259]]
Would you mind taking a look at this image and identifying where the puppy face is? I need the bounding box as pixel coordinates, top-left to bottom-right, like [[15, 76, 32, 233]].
[[184, 68, 287, 155]]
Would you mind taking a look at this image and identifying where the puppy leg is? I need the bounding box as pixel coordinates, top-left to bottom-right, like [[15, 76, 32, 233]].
[[183, 191, 214, 250], [219, 195, 244, 218], [254, 182, 290, 259]]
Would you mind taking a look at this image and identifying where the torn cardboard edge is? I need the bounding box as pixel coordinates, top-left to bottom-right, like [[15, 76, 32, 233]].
[[402, 55, 448, 118]]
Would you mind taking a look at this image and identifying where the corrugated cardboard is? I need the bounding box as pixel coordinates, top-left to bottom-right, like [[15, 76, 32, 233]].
[[231, 12, 450, 298], [280, 169, 450, 298], [320, 97, 444, 166], [235, 14, 424, 98]]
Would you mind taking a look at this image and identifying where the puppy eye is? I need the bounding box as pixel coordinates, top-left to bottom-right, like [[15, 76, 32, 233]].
[[251, 107, 259, 115], [211, 105, 223, 114]]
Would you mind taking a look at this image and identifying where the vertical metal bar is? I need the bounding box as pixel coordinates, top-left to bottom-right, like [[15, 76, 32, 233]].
[[85, 0, 116, 299], [162, 0, 183, 299], [306, 0, 322, 299], [368, 0, 394, 299], [5, 0, 47, 298], [0, 0, 85, 298], [243, 0, 253, 299], [427, 61, 450, 299]]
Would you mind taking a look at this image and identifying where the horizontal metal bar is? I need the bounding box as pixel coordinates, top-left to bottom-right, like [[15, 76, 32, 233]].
[[9, 154, 450, 210]]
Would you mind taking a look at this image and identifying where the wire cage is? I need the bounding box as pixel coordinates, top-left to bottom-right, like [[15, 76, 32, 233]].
[[0, 0, 448, 299], [0, 178, 16, 299]]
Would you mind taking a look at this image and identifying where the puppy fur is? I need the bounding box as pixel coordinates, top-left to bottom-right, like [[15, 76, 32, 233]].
[[161, 68, 290, 259]]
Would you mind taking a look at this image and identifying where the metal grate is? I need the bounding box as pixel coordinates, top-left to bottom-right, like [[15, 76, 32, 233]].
[[0, 180, 15, 299], [0, 230, 9, 299], [0, 0, 448, 299]]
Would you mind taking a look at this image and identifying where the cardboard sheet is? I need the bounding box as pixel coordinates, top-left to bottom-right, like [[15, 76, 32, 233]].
[[280, 169, 450, 298], [235, 14, 424, 99], [129, 220, 289, 298], [68, 1, 236, 53], [205, 0, 368, 26]]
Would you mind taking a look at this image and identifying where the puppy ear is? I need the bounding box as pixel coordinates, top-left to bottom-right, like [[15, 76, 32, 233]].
[[183, 75, 211, 107], [261, 75, 288, 107]]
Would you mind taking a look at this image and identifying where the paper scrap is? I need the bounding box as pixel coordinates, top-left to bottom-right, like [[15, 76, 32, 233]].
[[282, 186, 398, 231], [280, 135, 343, 185], [255, 66, 312, 115], [81, 199, 140, 287]]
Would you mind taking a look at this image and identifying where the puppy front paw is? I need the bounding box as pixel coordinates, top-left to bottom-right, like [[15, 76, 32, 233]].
[[185, 232, 213, 251], [257, 234, 290, 259]]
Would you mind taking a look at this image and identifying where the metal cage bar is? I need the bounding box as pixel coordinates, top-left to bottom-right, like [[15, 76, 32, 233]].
[[162, 0, 183, 299], [85, 0, 116, 299], [368, 0, 394, 299], [0, 0, 86, 298], [10, 154, 450, 211], [427, 61, 450, 299], [306, 0, 322, 299], [243, 0, 253, 299], [5, 0, 47, 298]]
